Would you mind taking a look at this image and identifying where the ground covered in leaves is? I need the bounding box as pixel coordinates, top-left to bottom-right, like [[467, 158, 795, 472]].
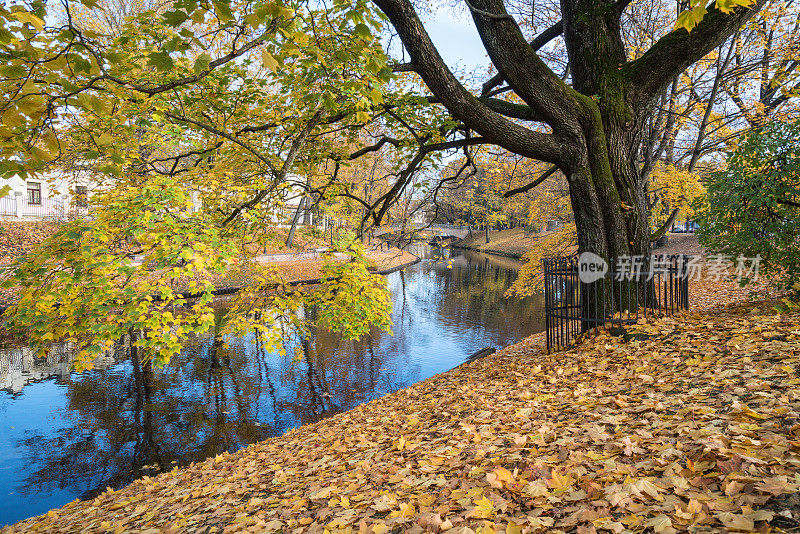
[[5, 281, 799, 533], [455, 228, 547, 258], [0, 220, 63, 264]]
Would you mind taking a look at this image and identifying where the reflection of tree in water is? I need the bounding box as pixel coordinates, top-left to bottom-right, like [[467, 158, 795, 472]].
[[418, 251, 545, 344], [9, 252, 541, 507], [15, 324, 272, 502], [272, 316, 415, 426], [12, 309, 421, 502]]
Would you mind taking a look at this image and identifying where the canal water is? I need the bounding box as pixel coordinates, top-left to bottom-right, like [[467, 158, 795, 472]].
[[0, 246, 544, 526]]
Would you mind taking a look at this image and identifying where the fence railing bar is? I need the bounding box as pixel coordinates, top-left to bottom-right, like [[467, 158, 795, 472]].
[[543, 254, 691, 352]]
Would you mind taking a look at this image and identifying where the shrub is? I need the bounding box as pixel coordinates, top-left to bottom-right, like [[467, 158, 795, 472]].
[[694, 120, 800, 297]]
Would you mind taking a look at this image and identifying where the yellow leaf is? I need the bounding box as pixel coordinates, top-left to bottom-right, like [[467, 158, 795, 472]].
[[495, 466, 515, 484], [472, 496, 494, 519], [12, 11, 44, 31], [261, 49, 278, 72], [547, 469, 575, 491], [731, 400, 767, 419], [389, 502, 415, 519], [645, 514, 676, 534]]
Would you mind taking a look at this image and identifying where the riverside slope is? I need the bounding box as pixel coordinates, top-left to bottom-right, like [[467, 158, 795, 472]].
[[3, 278, 799, 534]]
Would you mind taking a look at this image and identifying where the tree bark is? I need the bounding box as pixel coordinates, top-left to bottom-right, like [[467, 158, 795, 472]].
[[285, 199, 305, 249]]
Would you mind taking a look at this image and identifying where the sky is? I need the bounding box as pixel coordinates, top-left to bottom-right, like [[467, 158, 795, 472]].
[[415, 5, 492, 76]]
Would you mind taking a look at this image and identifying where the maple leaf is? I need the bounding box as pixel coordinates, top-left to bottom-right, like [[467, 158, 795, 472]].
[[547, 469, 576, 491], [715, 512, 755, 531], [389, 502, 415, 520], [645, 514, 677, 534], [471, 496, 495, 519]]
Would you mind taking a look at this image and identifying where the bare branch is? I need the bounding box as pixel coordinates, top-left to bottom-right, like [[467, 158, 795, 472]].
[[503, 165, 558, 197]]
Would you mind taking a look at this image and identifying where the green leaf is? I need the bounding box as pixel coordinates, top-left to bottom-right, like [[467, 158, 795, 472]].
[[674, 4, 708, 32], [0, 27, 15, 43], [354, 23, 371, 39], [148, 50, 175, 71], [212, 0, 234, 22], [193, 52, 212, 74], [163, 10, 189, 26], [0, 65, 26, 78]]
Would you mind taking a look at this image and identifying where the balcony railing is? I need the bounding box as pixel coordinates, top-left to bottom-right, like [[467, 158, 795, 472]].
[[0, 194, 88, 220]]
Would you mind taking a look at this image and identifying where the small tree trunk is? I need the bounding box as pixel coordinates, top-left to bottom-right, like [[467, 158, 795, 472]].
[[285, 200, 305, 249], [302, 195, 312, 225]]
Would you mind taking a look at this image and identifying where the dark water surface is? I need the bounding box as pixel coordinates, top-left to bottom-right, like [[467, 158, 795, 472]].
[[0, 247, 544, 526]]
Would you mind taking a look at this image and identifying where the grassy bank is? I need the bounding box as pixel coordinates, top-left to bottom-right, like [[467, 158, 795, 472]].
[[4, 274, 798, 533]]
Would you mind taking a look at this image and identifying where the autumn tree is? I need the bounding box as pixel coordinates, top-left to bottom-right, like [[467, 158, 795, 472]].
[[373, 0, 767, 263], [0, 0, 785, 362], [648, 164, 705, 232], [0, 0, 403, 367]]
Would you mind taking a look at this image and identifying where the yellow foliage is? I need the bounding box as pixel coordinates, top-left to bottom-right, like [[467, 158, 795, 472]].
[[506, 224, 578, 298], [649, 164, 706, 228]]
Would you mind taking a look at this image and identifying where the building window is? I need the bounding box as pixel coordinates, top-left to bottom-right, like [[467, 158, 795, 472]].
[[75, 185, 88, 208], [27, 182, 41, 205]]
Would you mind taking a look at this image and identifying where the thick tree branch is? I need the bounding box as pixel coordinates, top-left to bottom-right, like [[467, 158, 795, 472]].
[[776, 197, 800, 208], [503, 165, 558, 197], [650, 208, 679, 240], [346, 136, 403, 160], [467, 0, 583, 139], [371, 0, 570, 165], [478, 97, 544, 122], [390, 62, 416, 72], [480, 20, 564, 97]]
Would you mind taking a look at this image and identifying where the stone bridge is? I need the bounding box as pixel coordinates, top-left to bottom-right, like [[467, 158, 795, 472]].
[[375, 223, 470, 239]]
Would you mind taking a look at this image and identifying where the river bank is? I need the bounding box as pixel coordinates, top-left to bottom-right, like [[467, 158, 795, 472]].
[[453, 229, 705, 259], [4, 272, 798, 533], [451, 228, 538, 258], [0, 247, 546, 527]]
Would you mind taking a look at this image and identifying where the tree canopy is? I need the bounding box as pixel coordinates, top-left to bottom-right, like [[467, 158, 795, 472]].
[[0, 0, 795, 364]]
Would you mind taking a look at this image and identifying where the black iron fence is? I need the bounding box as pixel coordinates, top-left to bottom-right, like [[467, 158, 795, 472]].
[[543, 254, 691, 352]]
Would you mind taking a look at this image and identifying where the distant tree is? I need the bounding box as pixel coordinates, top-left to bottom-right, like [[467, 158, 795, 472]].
[[695, 120, 800, 295], [648, 164, 706, 234]]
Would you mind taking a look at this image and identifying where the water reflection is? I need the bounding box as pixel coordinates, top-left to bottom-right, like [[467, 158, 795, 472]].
[[0, 247, 544, 526]]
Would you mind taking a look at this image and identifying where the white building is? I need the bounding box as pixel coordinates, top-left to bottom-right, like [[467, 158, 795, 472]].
[[0, 170, 91, 220]]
